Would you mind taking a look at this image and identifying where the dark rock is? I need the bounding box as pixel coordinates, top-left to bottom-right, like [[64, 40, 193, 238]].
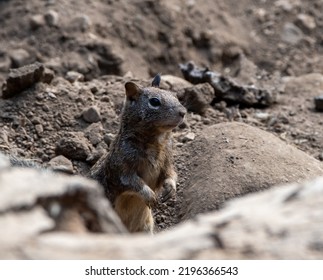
[[55, 133, 91, 161], [41, 68, 55, 84], [177, 83, 214, 114], [2, 62, 45, 98], [82, 106, 101, 123], [179, 61, 276, 107], [314, 96, 323, 112]]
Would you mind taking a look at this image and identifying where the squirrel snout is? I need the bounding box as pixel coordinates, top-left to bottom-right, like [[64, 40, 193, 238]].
[[178, 107, 187, 118]]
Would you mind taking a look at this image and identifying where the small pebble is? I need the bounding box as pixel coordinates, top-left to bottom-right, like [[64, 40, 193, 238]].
[[30, 14, 45, 29], [182, 132, 196, 142], [44, 10, 59, 27]]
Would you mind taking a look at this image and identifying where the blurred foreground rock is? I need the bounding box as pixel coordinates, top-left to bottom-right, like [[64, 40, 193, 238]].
[[0, 154, 126, 258], [1, 157, 322, 259]]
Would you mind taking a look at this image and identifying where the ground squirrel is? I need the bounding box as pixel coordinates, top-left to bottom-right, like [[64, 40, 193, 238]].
[[90, 74, 186, 233]]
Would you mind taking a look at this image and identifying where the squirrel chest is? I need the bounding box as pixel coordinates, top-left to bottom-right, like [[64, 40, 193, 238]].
[[137, 136, 169, 191]]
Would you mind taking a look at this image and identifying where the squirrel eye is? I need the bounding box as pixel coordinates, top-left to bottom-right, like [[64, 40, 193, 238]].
[[149, 97, 161, 108]]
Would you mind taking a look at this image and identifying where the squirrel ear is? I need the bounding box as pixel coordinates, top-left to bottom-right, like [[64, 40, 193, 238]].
[[125, 82, 141, 100], [151, 74, 161, 87]]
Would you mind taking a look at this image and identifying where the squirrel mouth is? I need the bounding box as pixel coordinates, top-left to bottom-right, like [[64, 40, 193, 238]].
[[159, 117, 184, 130]]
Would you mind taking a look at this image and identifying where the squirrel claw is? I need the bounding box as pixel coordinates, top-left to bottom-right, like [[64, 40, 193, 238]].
[[160, 179, 176, 203]]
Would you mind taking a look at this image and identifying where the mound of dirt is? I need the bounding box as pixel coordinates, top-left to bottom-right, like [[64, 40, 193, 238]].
[[179, 122, 323, 220]]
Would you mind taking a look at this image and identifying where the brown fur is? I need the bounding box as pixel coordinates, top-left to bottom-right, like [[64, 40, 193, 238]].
[[90, 75, 186, 233]]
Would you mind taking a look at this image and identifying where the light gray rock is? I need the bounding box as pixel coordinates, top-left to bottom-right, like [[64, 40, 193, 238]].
[[281, 22, 303, 44], [48, 155, 74, 174], [9, 49, 30, 68], [30, 14, 46, 30], [179, 122, 323, 220], [2, 176, 323, 259], [0, 163, 127, 259]]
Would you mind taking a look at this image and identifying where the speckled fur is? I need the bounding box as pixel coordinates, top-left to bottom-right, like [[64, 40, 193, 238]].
[[90, 76, 186, 233]]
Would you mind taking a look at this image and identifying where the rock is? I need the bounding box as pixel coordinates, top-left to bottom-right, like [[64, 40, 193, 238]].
[[48, 155, 74, 174], [281, 23, 303, 44], [296, 14, 316, 31], [0, 52, 11, 72], [35, 124, 44, 136], [55, 133, 92, 160], [44, 10, 59, 27], [2, 62, 45, 98], [314, 96, 323, 112], [84, 123, 104, 145], [196, 177, 323, 259], [2, 176, 323, 259], [179, 122, 323, 220], [274, 0, 299, 12], [82, 106, 101, 123], [65, 71, 84, 83], [180, 61, 276, 107], [40, 68, 55, 84], [177, 83, 214, 114], [161, 75, 192, 91], [182, 132, 196, 142], [9, 49, 31, 68], [0, 153, 10, 169], [254, 111, 270, 121], [70, 15, 92, 32], [86, 41, 124, 76], [29, 14, 45, 30], [103, 133, 115, 146], [0, 156, 126, 258]]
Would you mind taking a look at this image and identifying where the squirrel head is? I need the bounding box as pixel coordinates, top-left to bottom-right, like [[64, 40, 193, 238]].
[[123, 75, 186, 133]]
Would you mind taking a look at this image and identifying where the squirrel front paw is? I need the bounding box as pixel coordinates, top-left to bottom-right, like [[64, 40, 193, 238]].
[[160, 178, 176, 203], [139, 185, 157, 207]]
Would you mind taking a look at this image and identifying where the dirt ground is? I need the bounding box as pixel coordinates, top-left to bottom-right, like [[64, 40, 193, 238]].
[[0, 0, 323, 231]]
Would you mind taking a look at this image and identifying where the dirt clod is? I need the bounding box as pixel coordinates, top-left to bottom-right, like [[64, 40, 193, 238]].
[[2, 62, 44, 98], [55, 133, 92, 161], [82, 106, 101, 123]]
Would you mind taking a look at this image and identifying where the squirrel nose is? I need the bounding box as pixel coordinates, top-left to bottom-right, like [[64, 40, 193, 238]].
[[179, 108, 187, 118]]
